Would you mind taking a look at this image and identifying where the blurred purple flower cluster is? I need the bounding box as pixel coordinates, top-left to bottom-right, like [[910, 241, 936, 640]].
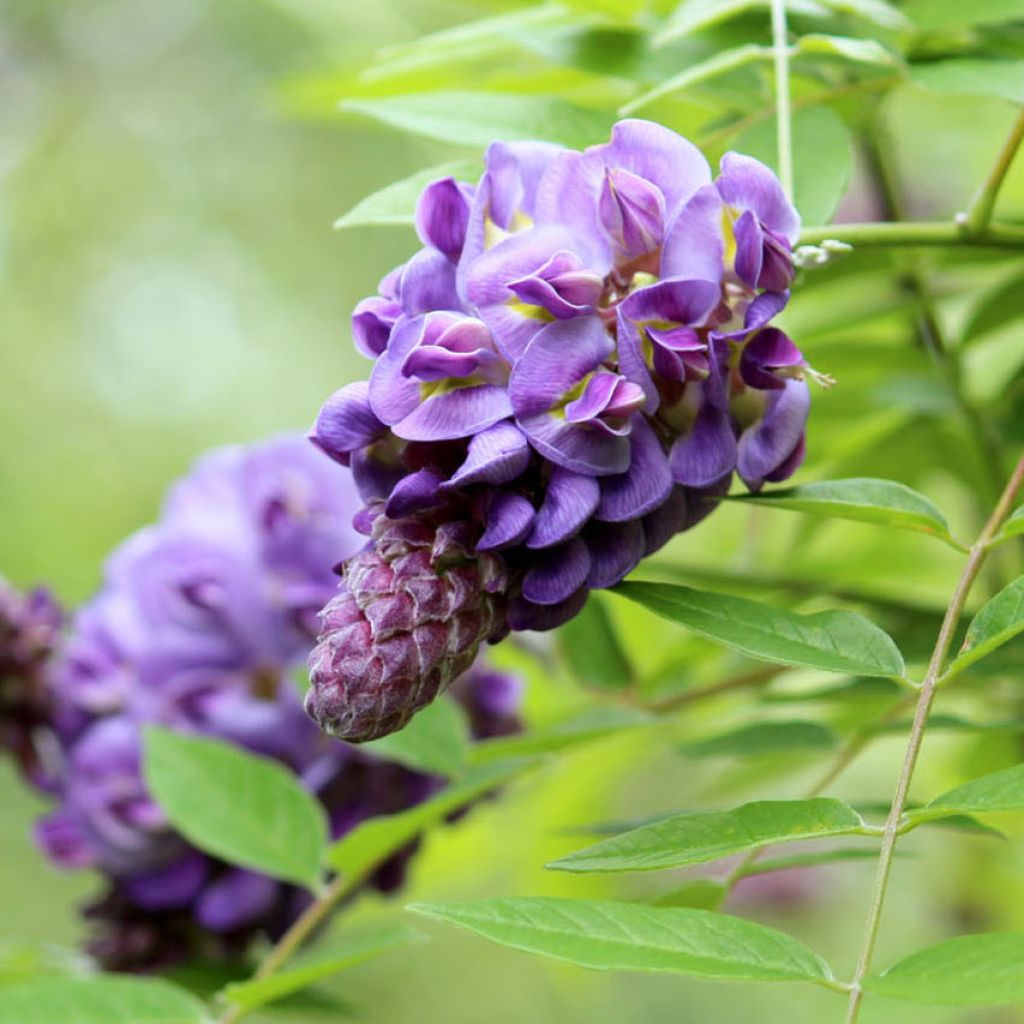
[[308, 119, 818, 742], [6, 436, 520, 971]]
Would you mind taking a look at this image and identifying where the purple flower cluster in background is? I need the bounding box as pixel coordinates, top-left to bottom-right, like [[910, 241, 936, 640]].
[[4, 436, 520, 971], [308, 119, 820, 742]]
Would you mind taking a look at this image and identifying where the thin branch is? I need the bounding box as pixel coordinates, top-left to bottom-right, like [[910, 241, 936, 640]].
[[770, 0, 793, 199], [843, 454, 1024, 1024], [964, 107, 1024, 236], [798, 220, 1024, 249]]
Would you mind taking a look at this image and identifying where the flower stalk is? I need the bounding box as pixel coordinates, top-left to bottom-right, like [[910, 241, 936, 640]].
[[964, 107, 1024, 236], [843, 454, 1024, 1024]]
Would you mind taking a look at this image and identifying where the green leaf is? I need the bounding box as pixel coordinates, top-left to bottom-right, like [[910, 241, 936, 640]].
[[547, 798, 868, 873], [362, 696, 469, 777], [469, 706, 652, 764], [556, 595, 634, 691], [143, 727, 327, 890], [680, 720, 836, 759], [620, 45, 772, 114], [650, 879, 728, 910], [865, 933, 1024, 1005], [734, 106, 853, 225], [654, 0, 829, 47], [729, 477, 960, 547], [335, 160, 481, 229], [815, 0, 910, 30], [0, 977, 209, 1024], [903, 0, 1024, 31], [961, 270, 1024, 343], [795, 33, 900, 67], [738, 847, 899, 878], [341, 91, 613, 149], [998, 505, 1024, 543], [221, 924, 425, 1013], [409, 897, 834, 984], [327, 758, 533, 877], [614, 581, 906, 678], [945, 576, 1024, 679], [909, 763, 1024, 824], [910, 59, 1024, 105], [0, 943, 90, 987]]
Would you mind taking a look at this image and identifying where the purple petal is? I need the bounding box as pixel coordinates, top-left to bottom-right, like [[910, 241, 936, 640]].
[[416, 177, 472, 261], [661, 186, 727, 283], [122, 851, 209, 911], [764, 433, 806, 484], [521, 538, 591, 605], [640, 485, 690, 555], [385, 467, 446, 518], [714, 290, 790, 341], [585, 519, 645, 589], [596, 415, 673, 521], [527, 468, 600, 548], [352, 296, 401, 358], [519, 411, 631, 476], [598, 166, 665, 258], [477, 491, 535, 551], [399, 248, 462, 315], [196, 869, 279, 932], [668, 378, 738, 487], [718, 152, 800, 244], [619, 277, 721, 329], [732, 209, 764, 291], [737, 379, 810, 488], [350, 441, 405, 503], [403, 343, 503, 382], [444, 421, 531, 489], [394, 384, 513, 442], [311, 382, 385, 463], [35, 808, 95, 869], [615, 309, 659, 413], [507, 586, 589, 632], [368, 317, 427, 426], [740, 327, 805, 391], [510, 317, 613, 418]]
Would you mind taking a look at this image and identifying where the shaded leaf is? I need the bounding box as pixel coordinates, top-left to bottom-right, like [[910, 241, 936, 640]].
[[680, 721, 836, 759], [0, 977, 209, 1024], [547, 798, 868, 873], [910, 58, 1024, 105], [335, 160, 481, 229], [556, 595, 634, 691], [654, 0, 829, 46], [946, 576, 1024, 679], [910, 763, 1024, 824], [409, 897, 833, 983], [650, 879, 728, 910], [734, 106, 853, 225], [327, 759, 533, 877], [796, 33, 900, 66], [729, 477, 960, 547], [615, 581, 906, 678], [0, 943, 90, 987], [865, 933, 1024, 1005], [903, 0, 1024, 31], [144, 727, 327, 890], [961, 269, 1024, 343], [221, 924, 425, 1013], [362, 696, 469, 777], [737, 847, 900, 878], [341, 91, 613, 148], [815, 0, 910, 30], [998, 505, 1024, 542]]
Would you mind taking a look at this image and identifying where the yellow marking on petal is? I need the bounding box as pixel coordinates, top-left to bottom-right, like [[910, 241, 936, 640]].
[[504, 298, 556, 324], [721, 207, 738, 272], [484, 216, 510, 251], [511, 209, 533, 232]]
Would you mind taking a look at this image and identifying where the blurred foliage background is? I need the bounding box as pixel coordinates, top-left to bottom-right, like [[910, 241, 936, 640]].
[[2, 0, 1024, 1021]]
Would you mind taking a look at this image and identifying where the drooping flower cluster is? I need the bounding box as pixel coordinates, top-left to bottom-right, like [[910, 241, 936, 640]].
[[11, 436, 520, 971], [308, 119, 820, 742]]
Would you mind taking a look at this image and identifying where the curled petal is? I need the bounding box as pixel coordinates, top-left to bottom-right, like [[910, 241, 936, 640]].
[[596, 416, 673, 522], [661, 186, 727, 283], [393, 385, 513, 443], [713, 290, 789, 341], [507, 586, 588, 632], [385, 468, 446, 518], [619, 277, 721, 328], [416, 177, 472, 261], [718, 151, 800, 244], [739, 327, 805, 391], [352, 296, 401, 358], [477, 492, 535, 551], [527, 468, 600, 548], [585, 519, 645, 589], [668, 376, 738, 487], [737, 379, 810, 489], [444, 422, 531, 489], [311, 382, 385, 464], [518, 411, 631, 476], [521, 538, 591, 605], [400, 248, 462, 315]]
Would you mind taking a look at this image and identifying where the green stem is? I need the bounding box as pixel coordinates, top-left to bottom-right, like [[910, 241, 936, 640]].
[[770, 0, 793, 199], [798, 220, 1024, 249], [217, 872, 363, 1024], [843, 454, 1024, 1024], [964, 107, 1024, 235]]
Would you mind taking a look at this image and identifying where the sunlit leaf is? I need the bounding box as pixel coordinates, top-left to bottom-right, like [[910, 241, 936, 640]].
[[865, 933, 1024, 1005], [910, 58, 1024, 105], [796, 34, 900, 66], [0, 977, 209, 1024], [409, 898, 834, 984], [654, 0, 829, 47], [0, 943, 90, 987], [734, 106, 853, 225], [341, 91, 613, 148], [144, 727, 327, 890], [998, 505, 1024, 543], [737, 847, 898, 878], [620, 45, 772, 114], [815, 0, 910, 30], [903, 0, 1024, 31], [221, 924, 425, 1013], [335, 161, 482, 229], [945, 577, 1024, 680], [650, 879, 727, 910], [556, 595, 634, 691], [362, 696, 469, 777], [615, 581, 906, 678], [908, 763, 1024, 824], [327, 759, 533, 877], [547, 798, 869, 873], [680, 721, 836, 759], [961, 269, 1024, 342], [729, 477, 960, 548]]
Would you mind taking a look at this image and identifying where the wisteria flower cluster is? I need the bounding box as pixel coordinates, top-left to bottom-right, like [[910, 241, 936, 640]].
[[5, 436, 520, 971], [307, 119, 818, 743]]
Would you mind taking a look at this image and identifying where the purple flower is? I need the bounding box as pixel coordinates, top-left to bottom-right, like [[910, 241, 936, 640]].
[[306, 118, 822, 741]]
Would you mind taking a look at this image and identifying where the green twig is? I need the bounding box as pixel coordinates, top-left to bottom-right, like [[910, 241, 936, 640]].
[[843, 455, 1024, 1024], [798, 220, 1024, 249], [770, 0, 793, 199], [964, 107, 1024, 236]]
